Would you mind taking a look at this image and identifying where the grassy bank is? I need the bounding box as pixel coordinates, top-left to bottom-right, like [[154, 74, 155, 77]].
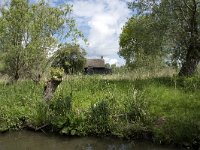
[[0, 75, 200, 149]]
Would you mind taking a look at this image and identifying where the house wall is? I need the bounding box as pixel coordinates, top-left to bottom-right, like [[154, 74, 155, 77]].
[[84, 67, 112, 74]]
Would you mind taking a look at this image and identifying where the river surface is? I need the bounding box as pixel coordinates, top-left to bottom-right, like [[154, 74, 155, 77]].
[[0, 131, 182, 150]]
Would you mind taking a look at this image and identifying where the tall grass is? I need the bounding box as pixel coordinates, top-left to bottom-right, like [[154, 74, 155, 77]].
[[0, 81, 43, 131], [102, 67, 176, 81], [0, 73, 199, 148]]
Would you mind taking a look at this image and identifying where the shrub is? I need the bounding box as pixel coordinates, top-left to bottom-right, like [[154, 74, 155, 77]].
[[88, 100, 111, 135], [124, 90, 149, 123], [49, 95, 72, 129]]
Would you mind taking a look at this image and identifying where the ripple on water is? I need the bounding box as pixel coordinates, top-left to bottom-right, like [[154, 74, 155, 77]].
[[0, 131, 181, 150]]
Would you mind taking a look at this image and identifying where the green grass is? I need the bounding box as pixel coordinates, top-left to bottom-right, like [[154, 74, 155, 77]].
[[0, 75, 199, 148], [0, 81, 44, 131]]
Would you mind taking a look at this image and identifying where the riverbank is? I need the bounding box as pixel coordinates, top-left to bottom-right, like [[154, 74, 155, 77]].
[[0, 75, 199, 149]]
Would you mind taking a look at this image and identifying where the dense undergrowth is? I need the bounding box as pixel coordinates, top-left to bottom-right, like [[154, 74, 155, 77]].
[[0, 75, 200, 149]]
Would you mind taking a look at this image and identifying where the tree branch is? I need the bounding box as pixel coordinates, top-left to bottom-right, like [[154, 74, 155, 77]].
[[183, 0, 193, 11], [177, 6, 188, 22]]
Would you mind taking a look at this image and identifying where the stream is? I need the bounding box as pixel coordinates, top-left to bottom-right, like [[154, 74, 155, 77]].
[[0, 131, 182, 150]]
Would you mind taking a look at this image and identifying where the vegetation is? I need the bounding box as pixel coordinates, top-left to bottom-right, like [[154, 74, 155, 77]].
[[119, 16, 164, 70], [0, 0, 199, 149], [51, 44, 86, 74], [0, 74, 199, 148], [120, 0, 200, 76], [0, 0, 84, 81]]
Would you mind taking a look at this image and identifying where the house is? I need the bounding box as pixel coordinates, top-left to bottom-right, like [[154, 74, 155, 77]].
[[84, 57, 112, 74]]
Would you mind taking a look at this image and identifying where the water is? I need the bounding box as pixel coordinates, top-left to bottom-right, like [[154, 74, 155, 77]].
[[0, 131, 181, 150]]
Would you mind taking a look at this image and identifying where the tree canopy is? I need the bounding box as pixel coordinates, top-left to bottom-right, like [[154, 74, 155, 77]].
[[120, 0, 200, 76], [119, 15, 164, 69], [51, 44, 86, 74], [0, 0, 84, 80]]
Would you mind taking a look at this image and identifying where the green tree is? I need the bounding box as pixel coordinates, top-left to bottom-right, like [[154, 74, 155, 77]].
[[119, 16, 164, 69], [51, 44, 86, 74], [105, 63, 111, 68], [127, 0, 200, 76], [0, 0, 83, 80], [0, 0, 30, 80]]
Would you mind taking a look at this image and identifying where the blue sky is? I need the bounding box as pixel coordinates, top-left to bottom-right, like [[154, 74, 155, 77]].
[[45, 0, 132, 66], [1, 0, 132, 66], [71, 0, 132, 66]]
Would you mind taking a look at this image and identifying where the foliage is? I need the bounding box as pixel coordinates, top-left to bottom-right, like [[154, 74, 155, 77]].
[[88, 100, 111, 135], [125, 90, 149, 123], [0, 81, 44, 131], [0, 0, 83, 80], [48, 95, 72, 129], [119, 16, 164, 69], [0, 75, 200, 148], [126, 0, 200, 76], [51, 44, 86, 74], [143, 80, 200, 145], [60, 113, 87, 136], [49, 67, 64, 81]]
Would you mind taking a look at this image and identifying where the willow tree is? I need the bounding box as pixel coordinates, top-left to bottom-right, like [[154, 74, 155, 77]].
[[126, 0, 200, 76], [0, 0, 83, 80]]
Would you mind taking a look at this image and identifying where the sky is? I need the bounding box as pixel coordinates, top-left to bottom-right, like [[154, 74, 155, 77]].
[[50, 0, 132, 66], [1, 0, 132, 66], [70, 0, 132, 66]]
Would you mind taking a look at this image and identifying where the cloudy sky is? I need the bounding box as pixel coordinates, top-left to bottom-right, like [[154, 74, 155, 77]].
[[71, 0, 132, 66], [50, 0, 132, 65], [1, 0, 132, 66]]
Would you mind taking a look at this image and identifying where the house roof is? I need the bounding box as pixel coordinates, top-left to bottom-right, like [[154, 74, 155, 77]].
[[85, 59, 105, 68]]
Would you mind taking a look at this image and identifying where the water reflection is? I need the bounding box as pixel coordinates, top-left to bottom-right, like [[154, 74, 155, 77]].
[[0, 131, 180, 150], [82, 143, 131, 150]]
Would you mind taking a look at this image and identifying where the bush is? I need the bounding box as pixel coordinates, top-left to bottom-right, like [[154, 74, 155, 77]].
[[50, 67, 64, 81], [125, 90, 150, 123], [49, 95, 72, 129], [88, 100, 111, 135]]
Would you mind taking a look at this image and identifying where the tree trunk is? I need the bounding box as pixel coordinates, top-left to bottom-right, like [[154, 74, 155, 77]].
[[43, 79, 62, 102], [178, 52, 199, 76], [13, 54, 20, 81], [14, 71, 19, 81], [179, 0, 199, 77]]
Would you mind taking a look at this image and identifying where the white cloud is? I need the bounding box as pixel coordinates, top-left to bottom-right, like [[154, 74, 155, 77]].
[[72, 0, 131, 65], [0, 0, 10, 10], [0, 0, 130, 66], [104, 57, 119, 66]]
